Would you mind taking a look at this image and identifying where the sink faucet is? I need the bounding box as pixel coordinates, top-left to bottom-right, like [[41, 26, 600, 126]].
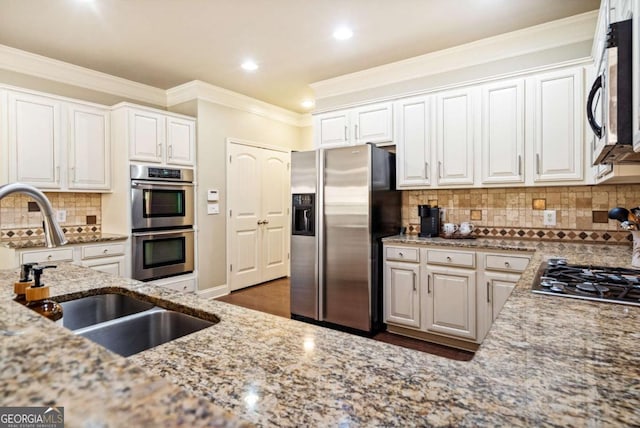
[[0, 183, 68, 248]]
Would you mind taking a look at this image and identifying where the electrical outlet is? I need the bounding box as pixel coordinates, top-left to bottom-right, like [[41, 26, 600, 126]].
[[56, 209, 66, 223], [543, 210, 556, 226]]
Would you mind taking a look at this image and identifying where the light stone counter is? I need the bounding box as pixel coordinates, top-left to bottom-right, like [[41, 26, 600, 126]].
[[2, 238, 640, 427]]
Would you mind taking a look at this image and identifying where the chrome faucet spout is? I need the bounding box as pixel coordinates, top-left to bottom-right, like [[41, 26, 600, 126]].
[[0, 183, 68, 248]]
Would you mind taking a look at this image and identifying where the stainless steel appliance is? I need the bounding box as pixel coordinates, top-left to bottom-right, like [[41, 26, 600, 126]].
[[532, 258, 640, 306], [132, 228, 194, 281], [418, 204, 440, 237], [290, 145, 401, 333], [131, 165, 194, 231], [589, 19, 636, 164]]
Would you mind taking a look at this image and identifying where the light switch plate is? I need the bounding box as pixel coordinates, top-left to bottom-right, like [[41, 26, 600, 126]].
[[207, 189, 219, 202], [56, 209, 66, 223], [207, 203, 219, 215], [543, 210, 556, 226]]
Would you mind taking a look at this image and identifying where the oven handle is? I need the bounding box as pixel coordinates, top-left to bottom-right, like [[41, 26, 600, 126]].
[[132, 229, 194, 237], [132, 180, 194, 188]]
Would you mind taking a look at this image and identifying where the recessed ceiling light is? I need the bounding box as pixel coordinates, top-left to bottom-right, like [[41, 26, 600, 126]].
[[301, 99, 315, 109], [241, 60, 258, 71], [333, 26, 353, 41]]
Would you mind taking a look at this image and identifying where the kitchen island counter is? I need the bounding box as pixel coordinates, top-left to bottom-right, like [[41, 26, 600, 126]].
[[2, 239, 640, 426]]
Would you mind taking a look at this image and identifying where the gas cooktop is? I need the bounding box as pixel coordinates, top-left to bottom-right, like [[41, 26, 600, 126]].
[[532, 258, 640, 306]]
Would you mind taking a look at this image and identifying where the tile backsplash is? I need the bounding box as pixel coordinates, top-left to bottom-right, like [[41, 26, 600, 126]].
[[402, 184, 640, 244], [0, 192, 101, 234]]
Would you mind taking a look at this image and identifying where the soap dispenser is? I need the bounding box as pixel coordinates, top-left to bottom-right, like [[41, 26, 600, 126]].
[[25, 266, 63, 324], [13, 263, 37, 305]]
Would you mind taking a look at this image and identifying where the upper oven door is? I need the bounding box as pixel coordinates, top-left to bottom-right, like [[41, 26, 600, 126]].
[[131, 180, 194, 230]]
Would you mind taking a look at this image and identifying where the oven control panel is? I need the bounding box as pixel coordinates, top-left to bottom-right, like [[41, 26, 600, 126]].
[[148, 167, 182, 179], [130, 165, 194, 183]]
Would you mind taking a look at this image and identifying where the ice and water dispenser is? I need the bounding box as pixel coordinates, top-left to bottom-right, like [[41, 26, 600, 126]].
[[292, 194, 315, 236]]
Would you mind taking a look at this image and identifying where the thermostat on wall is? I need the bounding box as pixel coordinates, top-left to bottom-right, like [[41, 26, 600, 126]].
[[207, 189, 219, 201]]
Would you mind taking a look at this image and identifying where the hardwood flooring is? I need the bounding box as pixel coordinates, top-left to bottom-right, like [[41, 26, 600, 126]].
[[216, 278, 474, 361]]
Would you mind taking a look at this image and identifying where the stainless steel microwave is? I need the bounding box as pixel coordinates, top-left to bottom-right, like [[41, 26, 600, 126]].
[[589, 19, 637, 164]]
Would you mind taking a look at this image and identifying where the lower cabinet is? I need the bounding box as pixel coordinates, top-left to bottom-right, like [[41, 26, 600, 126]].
[[81, 256, 126, 276], [384, 261, 420, 328]]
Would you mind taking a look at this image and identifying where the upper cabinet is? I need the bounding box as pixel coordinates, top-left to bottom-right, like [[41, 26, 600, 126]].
[[480, 79, 525, 184], [527, 67, 584, 183], [395, 96, 432, 188], [314, 102, 393, 148], [632, 0, 640, 152], [125, 106, 195, 166], [3, 89, 110, 191], [435, 88, 476, 186]]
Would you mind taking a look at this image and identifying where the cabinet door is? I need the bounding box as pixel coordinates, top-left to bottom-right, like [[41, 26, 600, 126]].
[[529, 68, 584, 183], [166, 116, 195, 166], [314, 111, 350, 148], [353, 102, 393, 145], [82, 257, 125, 277], [481, 79, 524, 184], [395, 96, 432, 187], [129, 109, 165, 163], [384, 261, 420, 328], [424, 266, 476, 340], [7, 91, 61, 188], [435, 88, 475, 185], [633, 0, 640, 151], [68, 103, 110, 190]]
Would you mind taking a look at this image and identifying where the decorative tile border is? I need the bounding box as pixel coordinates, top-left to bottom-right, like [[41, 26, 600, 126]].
[[0, 225, 102, 241]]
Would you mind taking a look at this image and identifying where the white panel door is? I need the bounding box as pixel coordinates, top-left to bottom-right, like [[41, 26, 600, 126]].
[[530, 68, 584, 183], [228, 144, 262, 290], [8, 91, 61, 188], [166, 116, 195, 166], [260, 150, 290, 282], [424, 266, 476, 340], [384, 261, 420, 328], [129, 109, 165, 163], [353, 102, 393, 145], [481, 79, 525, 184], [315, 111, 350, 148], [436, 88, 475, 185], [395, 96, 432, 187], [68, 103, 110, 190]]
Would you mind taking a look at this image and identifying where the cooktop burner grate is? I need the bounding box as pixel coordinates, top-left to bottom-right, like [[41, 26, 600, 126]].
[[532, 259, 640, 306]]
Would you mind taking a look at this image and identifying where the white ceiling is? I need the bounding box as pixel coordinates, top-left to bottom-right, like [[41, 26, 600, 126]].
[[0, 0, 599, 113]]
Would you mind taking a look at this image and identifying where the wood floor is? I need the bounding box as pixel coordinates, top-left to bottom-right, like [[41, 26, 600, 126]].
[[216, 278, 474, 361]]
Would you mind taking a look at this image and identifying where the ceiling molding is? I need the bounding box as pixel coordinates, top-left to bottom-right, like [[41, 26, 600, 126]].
[[167, 80, 310, 127], [0, 44, 167, 106], [310, 10, 598, 100]]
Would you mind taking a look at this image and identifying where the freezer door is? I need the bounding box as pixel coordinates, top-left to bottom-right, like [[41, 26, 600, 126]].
[[323, 146, 371, 331]]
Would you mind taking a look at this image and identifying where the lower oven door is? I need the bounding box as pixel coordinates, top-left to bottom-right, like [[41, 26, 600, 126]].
[[132, 229, 194, 281]]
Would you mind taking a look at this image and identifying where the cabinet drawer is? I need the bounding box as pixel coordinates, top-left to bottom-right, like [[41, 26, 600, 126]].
[[426, 249, 475, 268], [82, 243, 126, 260], [385, 247, 419, 262], [485, 254, 530, 273], [21, 248, 74, 264]]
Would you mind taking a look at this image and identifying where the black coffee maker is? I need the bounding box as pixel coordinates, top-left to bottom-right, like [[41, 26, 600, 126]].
[[418, 205, 440, 237]]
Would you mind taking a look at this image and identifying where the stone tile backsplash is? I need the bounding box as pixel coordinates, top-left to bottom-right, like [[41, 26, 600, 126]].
[[402, 184, 640, 243]]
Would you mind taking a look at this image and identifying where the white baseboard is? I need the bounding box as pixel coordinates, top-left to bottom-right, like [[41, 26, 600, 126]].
[[197, 284, 229, 299]]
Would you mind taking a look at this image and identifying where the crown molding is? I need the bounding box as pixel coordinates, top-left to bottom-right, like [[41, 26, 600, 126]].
[[166, 80, 309, 127], [0, 44, 166, 106], [310, 10, 598, 100]]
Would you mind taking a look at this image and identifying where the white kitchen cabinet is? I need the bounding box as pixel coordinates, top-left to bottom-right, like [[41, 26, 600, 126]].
[[68, 103, 110, 190], [149, 273, 196, 293], [435, 88, 475, 186], [481, 79, 525, 184], [633, 0, 640, 152], [120, 104, 196, 166], [528, 67, 584, 183], [81, 256, 125, 276], [395, 96, 433, 187], [6, 91, 62, 188], [384, 260, 421, 328], [4, 89, 111, 191], [424, 266, 476, 340], [314, 102, 393, 148]]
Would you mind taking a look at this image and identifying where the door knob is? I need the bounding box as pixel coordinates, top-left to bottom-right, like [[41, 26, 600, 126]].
[[257, 220, 264, 225]]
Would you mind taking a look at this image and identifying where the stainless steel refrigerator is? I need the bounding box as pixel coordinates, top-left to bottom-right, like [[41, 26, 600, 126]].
[[290, 144, 401, 334]]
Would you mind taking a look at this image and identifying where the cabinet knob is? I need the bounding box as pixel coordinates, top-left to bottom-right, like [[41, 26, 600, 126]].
[[47, 255, 52, 261], [103, 249, 109, 254], [505, 261, 510, 267], [446, 256, 452, 262], [399, 252, 404, 257]]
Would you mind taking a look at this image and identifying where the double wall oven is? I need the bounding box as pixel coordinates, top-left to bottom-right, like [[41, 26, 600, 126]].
[[130, 165, 195, 282]]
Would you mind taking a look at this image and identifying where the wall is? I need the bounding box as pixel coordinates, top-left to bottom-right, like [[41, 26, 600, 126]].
[[403, 184, 640, 244], [185, 99, 307, 293]]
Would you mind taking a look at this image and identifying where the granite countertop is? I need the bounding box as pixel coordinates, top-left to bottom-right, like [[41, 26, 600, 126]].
[[2, 238, 640, 426], [1, 233, 129, 249]]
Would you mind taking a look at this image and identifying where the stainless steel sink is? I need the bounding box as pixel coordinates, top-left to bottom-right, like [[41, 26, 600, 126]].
[[61, 293, 155, 330], [73, 308, 215, 357]]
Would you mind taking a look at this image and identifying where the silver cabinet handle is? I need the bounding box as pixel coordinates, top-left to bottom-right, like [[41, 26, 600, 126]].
[[344, 125, 348, 141], [157, 143, 162, 157], [168, 145, 173, 159], [438, 161, 443, 178], [536, 153, 540, 175], [55, 166, 60, 182], [518, 155, 522, 176], [70, 167, 76, 183], [413, 272, 417, 291], [427, 274, 431, 294], [355, 124, 359, 140], [424, 162, 429, 179], [487, 281, 491, 303]]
